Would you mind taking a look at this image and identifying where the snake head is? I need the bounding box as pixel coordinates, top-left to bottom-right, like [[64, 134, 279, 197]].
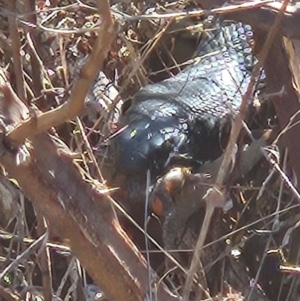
[[106, 94, 230, 181], [108, 111, 191, 179]]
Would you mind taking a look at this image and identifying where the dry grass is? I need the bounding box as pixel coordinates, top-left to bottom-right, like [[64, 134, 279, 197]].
[[0, 1, 299, 301]]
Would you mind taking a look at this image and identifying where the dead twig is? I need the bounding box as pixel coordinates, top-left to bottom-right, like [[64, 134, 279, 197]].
[[0, 130, 179, 301], [0, 36, 178, 301], [23, 0, 45, 101], [8, 0, 117, 145], [182, 1, 291, 299], [36, 217, 53, 301], [111, 0, 271, 22], [5, 0, 27, 103]]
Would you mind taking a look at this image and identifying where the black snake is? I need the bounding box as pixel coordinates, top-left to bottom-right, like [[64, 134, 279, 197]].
[[108, 21, 256, 180]]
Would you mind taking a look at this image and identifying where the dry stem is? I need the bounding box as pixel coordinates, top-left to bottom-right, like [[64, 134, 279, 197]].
[[182, 1, 291, 299], [8, 0, 117, 145]]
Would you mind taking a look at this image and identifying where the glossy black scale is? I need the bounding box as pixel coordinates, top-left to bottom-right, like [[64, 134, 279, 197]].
[[109, 21, 255, 179]]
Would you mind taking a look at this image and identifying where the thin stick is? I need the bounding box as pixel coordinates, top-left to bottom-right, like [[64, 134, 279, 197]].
[[6, 0, 27, 103], [8, 0, 117, 145], [182, 1, 290, 299], [0, 232, 48, 280]]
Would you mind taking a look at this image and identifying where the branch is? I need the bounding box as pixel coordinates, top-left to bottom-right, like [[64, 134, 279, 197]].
[[8, 0, 117, 145], [0, 104, 178, 301], [0, 2, 179, 300], [5, 0, 27, 103], [182, 1, 291, 299]]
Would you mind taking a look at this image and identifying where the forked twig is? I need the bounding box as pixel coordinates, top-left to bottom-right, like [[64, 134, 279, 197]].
[[7, 0, 117, 145]]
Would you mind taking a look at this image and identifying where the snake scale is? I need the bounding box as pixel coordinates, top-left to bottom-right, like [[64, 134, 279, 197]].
[[108, 21, 256, 181]]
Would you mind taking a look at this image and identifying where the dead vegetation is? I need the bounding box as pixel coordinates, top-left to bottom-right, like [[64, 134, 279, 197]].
[[0, 1, 300, 301]]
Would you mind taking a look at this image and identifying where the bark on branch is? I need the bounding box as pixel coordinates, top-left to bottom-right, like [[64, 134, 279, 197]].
[[0, 82, 178, 301], [0, 1, 178, 300]]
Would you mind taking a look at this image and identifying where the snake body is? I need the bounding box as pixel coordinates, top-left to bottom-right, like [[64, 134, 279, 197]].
[[109, 21, 255, 179]]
